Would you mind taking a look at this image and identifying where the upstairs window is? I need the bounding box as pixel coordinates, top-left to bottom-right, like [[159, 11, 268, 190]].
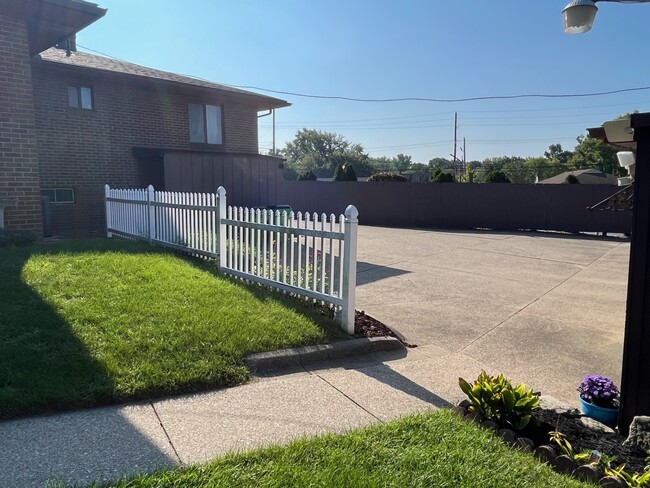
[[188, 103, 222, 144], [68, 86, 93, 110]]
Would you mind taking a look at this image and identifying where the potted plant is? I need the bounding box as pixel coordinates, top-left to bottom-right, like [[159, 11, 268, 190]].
[[577, 375, 620, 428]]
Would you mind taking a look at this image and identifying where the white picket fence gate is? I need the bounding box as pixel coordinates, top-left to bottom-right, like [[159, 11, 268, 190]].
[[104, 185, 358, 333]]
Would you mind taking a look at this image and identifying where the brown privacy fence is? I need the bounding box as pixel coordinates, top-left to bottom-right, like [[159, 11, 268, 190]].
[[160, 154, 631, 234], [272, 182, 632, 234]]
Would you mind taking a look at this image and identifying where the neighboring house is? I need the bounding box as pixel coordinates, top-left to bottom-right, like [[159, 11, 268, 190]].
[[538, 169, 619, 185], [0, 0, 289, 236]]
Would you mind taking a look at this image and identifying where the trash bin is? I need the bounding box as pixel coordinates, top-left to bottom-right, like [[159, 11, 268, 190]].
[[252, 205, 293, 225]]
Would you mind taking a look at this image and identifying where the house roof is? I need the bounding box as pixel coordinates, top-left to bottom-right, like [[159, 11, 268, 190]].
[[538, 168, 619, 185], [0, 0, 106, 55], [36, 47, 291, 110]]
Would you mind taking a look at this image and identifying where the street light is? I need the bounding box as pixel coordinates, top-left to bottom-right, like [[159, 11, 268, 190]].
[[563, 0, 650, 34]]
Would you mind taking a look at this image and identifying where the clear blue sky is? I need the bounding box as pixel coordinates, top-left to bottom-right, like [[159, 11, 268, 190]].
[[77, 0, 650, 163]]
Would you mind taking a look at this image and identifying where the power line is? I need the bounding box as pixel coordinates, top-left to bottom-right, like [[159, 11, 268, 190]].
[[77, 43, 650, 105], [226, 83, 650, 104]]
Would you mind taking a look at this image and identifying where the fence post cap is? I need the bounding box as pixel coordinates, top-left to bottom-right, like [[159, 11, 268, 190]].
[[217, 186, 227, 197], [104, 184, 110, 190], [345, 205, 359, 222], [147, 184, 155, 192]]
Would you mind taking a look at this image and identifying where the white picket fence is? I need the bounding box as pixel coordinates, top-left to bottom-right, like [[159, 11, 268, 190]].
[[104, 185, 358, 333]]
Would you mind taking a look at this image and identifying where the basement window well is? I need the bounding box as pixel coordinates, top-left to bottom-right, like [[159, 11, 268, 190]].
[[41, 188, 75, 204]]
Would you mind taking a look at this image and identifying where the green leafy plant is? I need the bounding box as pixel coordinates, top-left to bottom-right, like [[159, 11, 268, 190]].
[[485, 171, 511, 183], [564, 174, 580, 184], [605, 465, 650, 487], [297, 170, 317, 181], [548, 431, 598, 465], [367, 172, 407, 182], [458, 371, 540, 430], [431, 169, 454, 183], [344, 164, 357, 181], [0, 229, 37, 247]]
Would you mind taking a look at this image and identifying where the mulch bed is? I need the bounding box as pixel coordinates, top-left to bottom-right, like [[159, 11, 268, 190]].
[[354, 310, 397, 339], [534, 406, 647, 474]]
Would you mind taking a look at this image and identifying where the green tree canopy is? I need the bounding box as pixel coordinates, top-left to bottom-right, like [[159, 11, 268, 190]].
[[569, 134, 622, 176], [282, 129, 371, 178], [428, 157, 454, 171]]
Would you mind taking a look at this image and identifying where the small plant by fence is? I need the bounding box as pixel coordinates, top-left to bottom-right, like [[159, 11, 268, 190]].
[[104, 185, 358, 333]]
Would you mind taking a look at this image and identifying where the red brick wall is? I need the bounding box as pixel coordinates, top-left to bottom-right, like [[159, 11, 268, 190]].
[[0, 14, 42, 234], [31, 62, 260, 235]]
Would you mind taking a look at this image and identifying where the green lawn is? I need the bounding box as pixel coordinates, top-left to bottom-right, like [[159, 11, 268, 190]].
[[98, 410, 592, 488], [0, 239, 344, 419]]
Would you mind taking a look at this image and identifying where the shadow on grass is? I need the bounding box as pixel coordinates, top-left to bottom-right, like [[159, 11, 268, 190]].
[[0, 238, 345, 420], [0, 239, 181, 486]]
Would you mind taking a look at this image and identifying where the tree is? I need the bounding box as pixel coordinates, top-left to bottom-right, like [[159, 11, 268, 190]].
[[524, 157, 561, 183], [344, 163, 357, 181], [544, 144, 573, 165], [428, 157, 454, 171], [332, 164, 347, 181], [431, 169, 454, 183], [475, 156, 523, 183], [569, 134, 622, 176], [368, 172, 407, 182], [368, 153, 412, 173], [485, 171, 511, 183], [282, 129, 371, 178], [297, 170, 317, 181], [564, 174, 580, 184]]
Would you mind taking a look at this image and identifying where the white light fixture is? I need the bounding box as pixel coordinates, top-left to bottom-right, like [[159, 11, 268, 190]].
[[617, 151, 636, 168], [563, 0, 598, 34], [563, 0, 650, 34]]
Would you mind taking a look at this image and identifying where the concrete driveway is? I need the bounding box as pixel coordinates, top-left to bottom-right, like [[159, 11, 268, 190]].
[[355, 226, 630, 404]]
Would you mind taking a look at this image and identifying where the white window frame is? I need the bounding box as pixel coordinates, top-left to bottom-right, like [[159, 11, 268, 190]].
[[188, 103, 223, 145]]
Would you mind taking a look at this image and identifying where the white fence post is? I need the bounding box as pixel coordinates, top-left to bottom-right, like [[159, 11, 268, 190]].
[[104, 184, 112, 238], [341, 205, 358, 334], [147, 185, 155, 244], [217, 186, 227, 270]]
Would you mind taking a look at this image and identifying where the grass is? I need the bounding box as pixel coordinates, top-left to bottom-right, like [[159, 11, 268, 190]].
[[94, 410, 592, 488], [0, 239, 344, 419]]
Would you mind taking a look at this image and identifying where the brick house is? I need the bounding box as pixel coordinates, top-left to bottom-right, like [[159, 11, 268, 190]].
[[0, 0, 289, 236]]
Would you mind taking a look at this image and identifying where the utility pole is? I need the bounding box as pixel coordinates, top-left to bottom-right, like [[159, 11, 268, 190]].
[[463, 137, 466, 173], [272, 109, 276, 154], [453, 112, 458, 177]]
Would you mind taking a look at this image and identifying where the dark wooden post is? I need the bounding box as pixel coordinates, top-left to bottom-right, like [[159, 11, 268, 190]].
[[619, 113, 650, 434]]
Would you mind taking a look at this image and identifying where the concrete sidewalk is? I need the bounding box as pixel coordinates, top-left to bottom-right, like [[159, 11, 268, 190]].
[[1, 227, 629, 487], [0, 345, 479, 488]]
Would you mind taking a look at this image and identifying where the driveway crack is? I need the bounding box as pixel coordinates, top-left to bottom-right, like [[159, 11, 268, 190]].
[[150, 402, 184, 465], [459, 265, 584, 352]]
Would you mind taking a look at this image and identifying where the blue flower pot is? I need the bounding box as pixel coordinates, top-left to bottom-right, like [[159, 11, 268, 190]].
[[579, 396, 618, 428]]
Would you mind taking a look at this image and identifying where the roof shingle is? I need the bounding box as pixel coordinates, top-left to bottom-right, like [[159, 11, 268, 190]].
[[36, 47, 290, 110]]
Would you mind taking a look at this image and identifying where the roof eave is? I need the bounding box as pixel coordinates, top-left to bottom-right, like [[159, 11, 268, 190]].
[[35, 57, 291, 110]]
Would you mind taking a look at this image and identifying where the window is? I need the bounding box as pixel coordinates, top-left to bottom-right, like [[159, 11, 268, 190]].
[[68, 86, 93, 109], [188, 103, 222, 144], [41, 188, 75, 204]]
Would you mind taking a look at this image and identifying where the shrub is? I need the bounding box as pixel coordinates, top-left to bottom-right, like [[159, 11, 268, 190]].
[[368, 172, 407, 182], [564, 174, 580, 184], [485, 171, 511, 183], [459, 371, 540, 430], [431, 169, 454, 183], [297, 170, 317, 181], [332, 164, 346, 182], [344, 164, 357, 182], [0, 229, 37, 247]]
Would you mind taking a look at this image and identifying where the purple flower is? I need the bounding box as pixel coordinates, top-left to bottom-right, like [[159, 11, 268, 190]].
[[577, 375, 619, 409]]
